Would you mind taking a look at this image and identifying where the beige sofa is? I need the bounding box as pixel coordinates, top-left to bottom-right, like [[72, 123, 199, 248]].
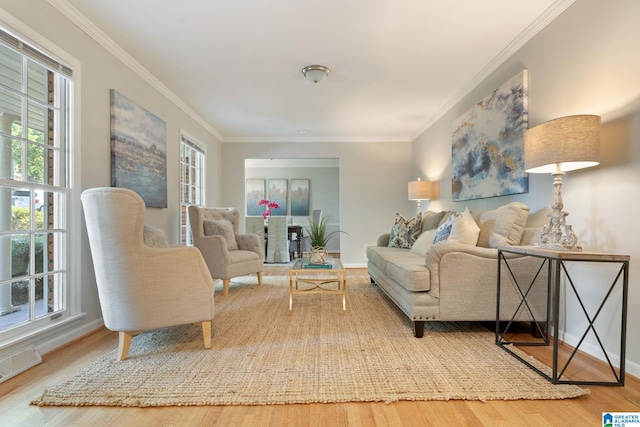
[[367, 202, 547, 337]]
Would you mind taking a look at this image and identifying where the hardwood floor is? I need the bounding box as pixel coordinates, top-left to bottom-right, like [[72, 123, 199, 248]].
[[1, 265, 639, 426]]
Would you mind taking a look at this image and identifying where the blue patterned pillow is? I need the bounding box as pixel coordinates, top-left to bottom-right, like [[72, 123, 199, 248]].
[[432, 213, 455, 245], [388, 213, 422, 249]]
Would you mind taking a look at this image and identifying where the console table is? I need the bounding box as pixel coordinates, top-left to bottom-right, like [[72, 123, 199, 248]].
[[496, 245, 629, 386]]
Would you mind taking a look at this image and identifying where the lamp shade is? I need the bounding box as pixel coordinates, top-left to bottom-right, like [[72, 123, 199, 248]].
[[524, 115, 601, 174], [408, 179, 431, 200]]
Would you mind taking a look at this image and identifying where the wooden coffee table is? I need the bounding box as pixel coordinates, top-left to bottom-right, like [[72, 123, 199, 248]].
[[288, 258, 347, 311]]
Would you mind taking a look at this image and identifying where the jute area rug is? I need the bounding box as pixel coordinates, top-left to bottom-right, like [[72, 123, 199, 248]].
[[33, 275, 588, 407]]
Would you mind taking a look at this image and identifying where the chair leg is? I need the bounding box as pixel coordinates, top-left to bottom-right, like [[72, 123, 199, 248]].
[[202, 321, 212, 349], [257, 271, 263, 286], [118, 331, 133, 361], [223, 279, 230, 295]]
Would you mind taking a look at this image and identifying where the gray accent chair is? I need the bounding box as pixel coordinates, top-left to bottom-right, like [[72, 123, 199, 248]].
[[81, 187, 215, 361], [188, 205, 264, 294]]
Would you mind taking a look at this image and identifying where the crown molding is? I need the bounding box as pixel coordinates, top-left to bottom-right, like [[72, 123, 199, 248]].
[[46, 0, 574, 145], [222, 135, 411, 144], [410, 0, 576, 141], [46, 0, 224, 142]]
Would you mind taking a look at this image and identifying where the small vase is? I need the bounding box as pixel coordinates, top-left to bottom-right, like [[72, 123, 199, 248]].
[[309, 246, 326, 264]]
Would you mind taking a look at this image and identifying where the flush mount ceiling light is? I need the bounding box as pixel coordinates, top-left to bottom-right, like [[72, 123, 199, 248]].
[[301, 65, 330, 83]]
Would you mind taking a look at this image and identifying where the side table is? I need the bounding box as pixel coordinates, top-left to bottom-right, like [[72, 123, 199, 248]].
[[496, 245, 629, 386]]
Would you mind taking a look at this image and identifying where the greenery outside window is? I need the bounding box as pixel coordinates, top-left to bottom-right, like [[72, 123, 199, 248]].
[[179, 131, 205, 244]]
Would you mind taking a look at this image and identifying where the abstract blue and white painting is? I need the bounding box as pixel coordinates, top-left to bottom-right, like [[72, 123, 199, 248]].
[[290, 179, 310, 216], [110, 89, 167, 207], [451, 70, 528, 201]]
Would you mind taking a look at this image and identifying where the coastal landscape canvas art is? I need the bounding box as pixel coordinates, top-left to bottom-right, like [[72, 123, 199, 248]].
[[110, 90, 167, 207], [451, 70, 528, 201]]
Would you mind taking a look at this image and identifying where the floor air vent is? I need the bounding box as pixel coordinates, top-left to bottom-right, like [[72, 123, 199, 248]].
[[0, 347, 42, 383]]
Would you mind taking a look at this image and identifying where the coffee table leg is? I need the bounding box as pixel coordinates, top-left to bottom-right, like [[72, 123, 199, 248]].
[[342, 274, 347, 311], [289, 275, 293, 311]]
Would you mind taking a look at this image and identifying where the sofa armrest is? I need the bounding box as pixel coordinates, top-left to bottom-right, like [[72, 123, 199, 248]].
[[377, 233, 390, 246], [194, 234, 231, 263], [425, 242, 526, 266], [140, 245, 215, 328], [424, 242, 529, 299], [425, 242, 498, 268], [236, 233, 264, 257]]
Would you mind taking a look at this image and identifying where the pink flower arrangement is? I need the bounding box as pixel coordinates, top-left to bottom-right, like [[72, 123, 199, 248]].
[[258, 199, 279, 219]]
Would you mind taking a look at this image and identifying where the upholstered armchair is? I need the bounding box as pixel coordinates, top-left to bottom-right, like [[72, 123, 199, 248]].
[[245, 216, 266, 260], [81, 187, 215, 361], [188, 205, 264, 295]]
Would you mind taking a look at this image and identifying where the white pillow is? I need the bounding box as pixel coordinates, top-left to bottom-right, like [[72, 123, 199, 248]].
[[410, 229, 437, 256], [433, 214, 455, 245], [448, 207, 480, 245], [433, 207, 480, 246]]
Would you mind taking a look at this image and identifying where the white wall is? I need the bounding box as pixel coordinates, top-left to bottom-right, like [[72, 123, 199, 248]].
[[0, 0, 223, 358], [412, 0, 640, 376], [222, 142, 413, 266]]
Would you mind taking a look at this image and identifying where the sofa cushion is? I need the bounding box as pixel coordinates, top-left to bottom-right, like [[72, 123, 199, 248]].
[[409, 228, 437, 256], [420, 211, 447, 234], [367, 246, 413, 276], [386, 255, 431, 292], [388, 213, 421, 249], [203, 219, 239, 250], [472, 202, 530, 248]]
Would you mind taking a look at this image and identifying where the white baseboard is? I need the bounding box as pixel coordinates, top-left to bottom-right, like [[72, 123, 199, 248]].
[[561, 330, 638, 379], [35, 318, 105, 357]]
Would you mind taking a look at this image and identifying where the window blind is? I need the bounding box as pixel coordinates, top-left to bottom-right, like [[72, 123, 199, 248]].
[[0, 26, 72, 78]]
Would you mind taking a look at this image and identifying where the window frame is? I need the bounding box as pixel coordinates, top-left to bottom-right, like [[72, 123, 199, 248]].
[[0, 13, 82, 354], [179, 130, 206, 245]]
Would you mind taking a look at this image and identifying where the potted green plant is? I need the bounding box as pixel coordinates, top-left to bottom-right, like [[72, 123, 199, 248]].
[[304, 214, 348, 263]]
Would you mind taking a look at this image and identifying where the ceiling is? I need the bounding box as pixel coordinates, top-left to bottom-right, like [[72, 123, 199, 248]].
[[53, 0, 572, 143]]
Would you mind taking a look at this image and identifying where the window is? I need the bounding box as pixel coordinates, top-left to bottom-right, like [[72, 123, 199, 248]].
[[179, 132, 205, 244], [0, 26, 72, 337]]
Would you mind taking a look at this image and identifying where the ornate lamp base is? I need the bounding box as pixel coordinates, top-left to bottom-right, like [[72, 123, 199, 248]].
[[535, 209, 582, 251], [534, 169, 582, 252]]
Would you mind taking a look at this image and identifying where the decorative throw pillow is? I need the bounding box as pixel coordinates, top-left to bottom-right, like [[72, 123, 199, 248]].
[[432, 208, 480, 245], [409, 228, 437, 256], [388, 213, 422, 249], [143, 224, 170, 248], [471, 202, 530, 248], [447, 207, 480, 245], [203, 219, 238, 251], [432, 213, 455, 245]]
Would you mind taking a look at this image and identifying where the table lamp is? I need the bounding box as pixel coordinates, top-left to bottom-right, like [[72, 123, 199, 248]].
[[408, 178, 431, 215], [524, 115, 601, 251]]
